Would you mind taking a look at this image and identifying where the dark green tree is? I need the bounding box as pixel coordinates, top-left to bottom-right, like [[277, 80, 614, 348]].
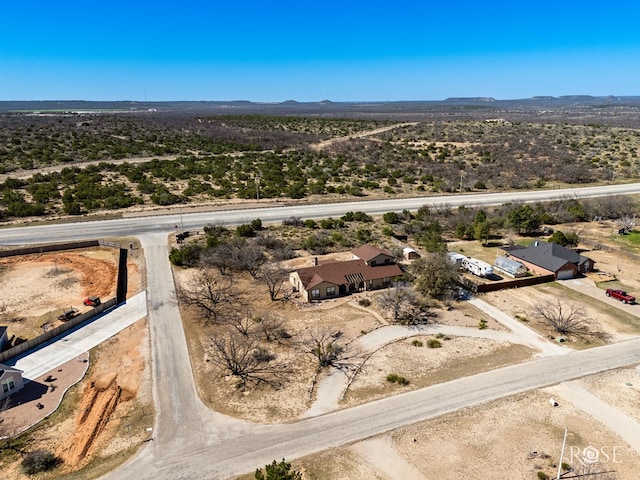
[[383, 211, 400, 224], [473, 220, 491, 245], [255, 459, 302, 480], [548, 230, 569, 246], [417, 221, 446, 253], [506, 204, 541, 234], [412, 252, 460, 300]]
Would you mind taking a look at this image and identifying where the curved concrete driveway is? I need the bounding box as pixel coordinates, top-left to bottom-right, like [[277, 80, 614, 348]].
[[305, 297, 568, 417]]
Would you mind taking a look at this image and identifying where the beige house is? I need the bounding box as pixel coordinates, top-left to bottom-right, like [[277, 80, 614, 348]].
[[0, 363, 24, 401], [290, 245, 403, 302]]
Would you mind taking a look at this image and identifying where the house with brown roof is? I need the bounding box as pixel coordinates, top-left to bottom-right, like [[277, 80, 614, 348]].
[[290, 245, 403, 302], [501, 241, 595, 280], [0, 363, 24, 401]]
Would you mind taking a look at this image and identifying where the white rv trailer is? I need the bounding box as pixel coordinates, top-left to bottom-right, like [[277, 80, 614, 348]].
[[461, 257, 494, 277]]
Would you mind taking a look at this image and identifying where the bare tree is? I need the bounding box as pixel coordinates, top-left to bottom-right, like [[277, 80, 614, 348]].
[[177, 268, 241, 325], [533, 300, 603, 339], [376, 284, 431, 325], [588, 195, 637, 220], [233, 240, 266, 277], [201, 243, 236, 275], [301, 327, 360, 372], [618, 214, 636, 233], [209, 331, 292, 389], [254, 312, 291, 343], [257, 262, 289, 301], [225, 310, 258, 337]]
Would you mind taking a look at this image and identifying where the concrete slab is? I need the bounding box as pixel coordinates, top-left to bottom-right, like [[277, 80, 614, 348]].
[[12, 291, 147, 380]]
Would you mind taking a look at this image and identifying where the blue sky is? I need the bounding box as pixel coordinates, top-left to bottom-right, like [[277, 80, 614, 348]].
[[2, 1, 640, 101]]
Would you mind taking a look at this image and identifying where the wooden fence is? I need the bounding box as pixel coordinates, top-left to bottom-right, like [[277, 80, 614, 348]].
[[0, 298, 117, 363], [0, 239, 128, 363], [580, 238, 640, 263], [0, 240, 101, 258], [462, 274, 555, 294]]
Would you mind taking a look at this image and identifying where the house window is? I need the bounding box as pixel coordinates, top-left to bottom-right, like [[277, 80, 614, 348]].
[[2, 376, 15, 394], [326, 286, 336, 296], [370, 260, 377, 266], [382, 276, 391, 286], [311, 289, 320, 299]]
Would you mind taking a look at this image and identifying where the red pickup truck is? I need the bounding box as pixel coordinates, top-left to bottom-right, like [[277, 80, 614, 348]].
[[606, 288, 635, 304]]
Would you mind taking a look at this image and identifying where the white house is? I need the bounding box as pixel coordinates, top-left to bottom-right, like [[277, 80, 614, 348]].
[[0, 363, 24, 401]]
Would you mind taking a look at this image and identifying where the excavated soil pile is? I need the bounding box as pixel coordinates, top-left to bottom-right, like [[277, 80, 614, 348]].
[[58, 372, 136, 466]]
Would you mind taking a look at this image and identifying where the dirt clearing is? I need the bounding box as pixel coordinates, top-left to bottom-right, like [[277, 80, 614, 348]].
[[0, 249, 118, 339], [0, 244, 149, 480]]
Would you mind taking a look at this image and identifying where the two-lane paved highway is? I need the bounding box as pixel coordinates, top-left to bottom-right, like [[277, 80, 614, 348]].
[[3, 183, 640, 245]]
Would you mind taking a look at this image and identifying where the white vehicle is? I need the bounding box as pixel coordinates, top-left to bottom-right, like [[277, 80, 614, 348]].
[[462, 257, 494, 277]]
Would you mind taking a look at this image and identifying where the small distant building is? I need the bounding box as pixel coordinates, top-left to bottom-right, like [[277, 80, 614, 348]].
[[0, 363, 24, 401], [493, 256, 528, 278], [403, 247, 420, 260]]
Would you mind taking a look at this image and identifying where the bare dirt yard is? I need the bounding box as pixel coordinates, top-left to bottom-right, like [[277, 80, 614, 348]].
[[0, 244, 151, 480], [176, 248, 539, 424], [0, 248, 119, 340], [315, 383, 640, 480]]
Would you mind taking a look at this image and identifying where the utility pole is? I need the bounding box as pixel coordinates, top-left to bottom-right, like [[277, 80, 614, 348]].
[[256, 176, 261, 202], [459, 171, 464, 192], [556, 426, 568, 480], [179, 206, 184, 233]]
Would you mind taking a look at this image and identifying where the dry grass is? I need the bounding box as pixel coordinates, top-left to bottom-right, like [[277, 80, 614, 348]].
[[343, 337, 534, 407]]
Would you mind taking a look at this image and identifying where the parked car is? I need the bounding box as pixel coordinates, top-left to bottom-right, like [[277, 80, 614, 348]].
[[606, 288, 635, 304], [83, 296, 101, 307]]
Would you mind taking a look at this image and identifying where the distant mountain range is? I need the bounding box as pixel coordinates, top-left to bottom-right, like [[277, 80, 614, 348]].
[[2, 96, 640, 116]]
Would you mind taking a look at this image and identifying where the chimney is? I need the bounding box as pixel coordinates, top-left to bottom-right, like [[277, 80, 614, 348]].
[[313, 256, 318, 266]]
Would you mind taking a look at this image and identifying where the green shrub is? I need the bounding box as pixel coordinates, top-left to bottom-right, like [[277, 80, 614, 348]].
[[382, 226, 395, 236], [236, 223, 256, 237], [478, 319, 488, 330], [411, 339, 423, 347], [168, 244, 202, 267], [427, 339, 442, 348], [386, 373, 409, 385], [537, 472, 549, 480], [255, 459, 302, 480], [383, 211, 400, 224], [21, 450, 59, 475], [358, 298, 371, 307]]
